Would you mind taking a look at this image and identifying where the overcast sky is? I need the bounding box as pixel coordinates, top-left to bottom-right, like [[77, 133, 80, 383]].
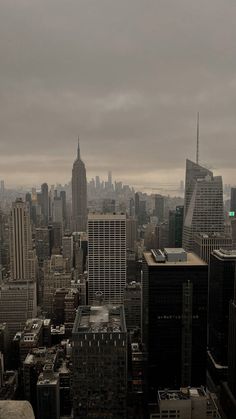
[[1, 0, 236, 190]]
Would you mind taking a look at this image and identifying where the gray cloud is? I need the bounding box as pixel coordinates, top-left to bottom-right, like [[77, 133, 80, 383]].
[[0, 0, 236, 188]]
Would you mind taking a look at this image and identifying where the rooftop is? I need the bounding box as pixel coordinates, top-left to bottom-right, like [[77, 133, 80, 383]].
[[195, 232, 232, 239], [144, 250, 206, 267], [73, 305, 126, 334], [212, 249, 236, 259], [24, 347, 58, 366], [158, 387, 207, 401], [21, 319, 43, 340], [88, 213, 126, 220]]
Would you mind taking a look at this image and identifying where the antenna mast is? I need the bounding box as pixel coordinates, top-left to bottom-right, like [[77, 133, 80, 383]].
[[196, 112, 199, 165]]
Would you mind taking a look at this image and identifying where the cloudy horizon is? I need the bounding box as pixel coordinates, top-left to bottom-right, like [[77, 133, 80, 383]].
[[1, 0, 236, 190]]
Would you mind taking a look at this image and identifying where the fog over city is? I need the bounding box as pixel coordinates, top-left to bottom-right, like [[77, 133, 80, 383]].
[[1, 0, 236, 188]]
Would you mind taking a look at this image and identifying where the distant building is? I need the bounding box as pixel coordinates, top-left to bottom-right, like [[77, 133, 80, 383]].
[[102, 198, 116, 213], [230, 187, 236, 213], [9, 198, 37, 281], [72, 305, 127, 418], [154, 195, 164, 223], [168, 206, 184, 248], [52, 196, 63, 224], [72, 138, 87, 232], [62, 235, 73, 268], [43, 255, 71, 316], [142, 248, 208, 391], [35, 227, 51, 265], [193, 232, 232, 264], [126, 217, 137, 251], [41, 183, 49, 225], [156, 222, 169, 249], [135, 193, 140, 220]]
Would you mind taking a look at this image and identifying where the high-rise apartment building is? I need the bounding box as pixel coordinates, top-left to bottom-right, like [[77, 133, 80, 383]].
[[182, 160, 224, 251], [72, 139, 87, 232], [72, 305, 127, 418], [9, 198, 37, 281], [142, 248, 208, 391], [88, 213, 126, 305]]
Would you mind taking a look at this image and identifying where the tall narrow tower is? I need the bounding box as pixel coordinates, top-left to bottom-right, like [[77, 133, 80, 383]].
[[9, 198, 36, 281], [72, 138, 87, 232], [41, 183, 49, 224]]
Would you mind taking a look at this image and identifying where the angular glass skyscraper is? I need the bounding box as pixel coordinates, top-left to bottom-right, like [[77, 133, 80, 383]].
[[182, 159, 224, 251], [72, 138, 87, 232]]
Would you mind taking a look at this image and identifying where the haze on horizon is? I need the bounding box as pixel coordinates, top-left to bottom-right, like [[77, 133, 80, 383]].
[[0, 0, 236, 189]]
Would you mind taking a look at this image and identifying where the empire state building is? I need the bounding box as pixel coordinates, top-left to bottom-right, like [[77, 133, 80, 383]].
[[72, 138, 87, 232]]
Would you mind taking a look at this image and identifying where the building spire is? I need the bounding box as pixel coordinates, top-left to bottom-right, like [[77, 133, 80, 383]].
[[77, 136, 80, 160], [196, 112, 199, 165]]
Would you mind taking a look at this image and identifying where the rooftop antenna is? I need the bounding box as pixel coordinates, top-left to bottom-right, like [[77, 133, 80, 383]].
[[77, 136, 80, 160], [196, 112, 199, 165]]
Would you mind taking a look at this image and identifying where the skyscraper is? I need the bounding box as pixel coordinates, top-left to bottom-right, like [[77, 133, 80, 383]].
[[182, 159, 224, 251], [88, 213, 126, 305], [9, 198, 37, 281], [41, 183, 49, 225], [154, 194, 164, 222], [168, 205, 184, 247], [230, 187, 236, 213], [72, 305, 127, 418], [142, 248, 208, 391], [72, 138, 87, 232]]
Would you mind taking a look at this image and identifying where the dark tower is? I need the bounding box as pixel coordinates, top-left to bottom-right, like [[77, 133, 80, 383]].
[[41, 183, 49, 224]]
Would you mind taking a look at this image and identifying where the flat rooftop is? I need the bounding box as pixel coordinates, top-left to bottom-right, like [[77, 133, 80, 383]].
[[212, 249, 236, 259], [88, 213, 126, 221], [158, 387, 206, 401], [73, 305, 126, 334], [144, 251, 206, 266], [24, 347, 58, 365], [195, 232, 232, 239]]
